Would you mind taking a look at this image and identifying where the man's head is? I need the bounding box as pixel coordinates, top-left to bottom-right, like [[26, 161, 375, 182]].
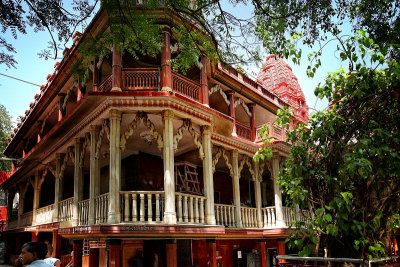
[[19, 242, 48, 264]]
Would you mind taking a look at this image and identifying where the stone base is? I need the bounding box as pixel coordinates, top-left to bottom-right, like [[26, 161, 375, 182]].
[[111, 87, 122, 92]]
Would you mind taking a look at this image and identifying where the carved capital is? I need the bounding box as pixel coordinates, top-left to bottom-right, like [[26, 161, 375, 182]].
[[201, 125, 212, 135], [110, 109, 122, 120], [162, 110, 174, 120]]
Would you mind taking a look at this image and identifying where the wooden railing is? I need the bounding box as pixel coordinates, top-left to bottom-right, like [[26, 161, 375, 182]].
[[35, 204, 54, 225], [235, 121, 251, 140], [256, 123, 286, 142], [58, 197, 73, 222], [215, 204, 236, 227], [123, 68, 159, 90], [241, 206, 258, 228], [176, 193, 206, 224], [172, 72, 200, 101], [20, 211, 33, 227], [120, 191, 164, 223], [95, 193, 109, 224], [78, 199, 90, 226], [262, 206, 276, 227], [283, 207, 311, 226], [98, 74, 112, 92]]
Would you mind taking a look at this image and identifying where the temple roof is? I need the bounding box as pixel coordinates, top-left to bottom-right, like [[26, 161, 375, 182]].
[[257, 55, 309, 122]]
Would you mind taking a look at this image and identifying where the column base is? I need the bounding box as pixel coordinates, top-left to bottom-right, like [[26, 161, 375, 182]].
[[161, 86, 172, 92], [108, 213, 121, 224], [111, 87, 122, 92], [206, 216, 216, 225], [164, 212, 177, 224]]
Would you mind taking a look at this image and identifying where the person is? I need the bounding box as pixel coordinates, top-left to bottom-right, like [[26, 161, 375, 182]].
[[17, 242, 53, 267], [43, 244, 61, 267]]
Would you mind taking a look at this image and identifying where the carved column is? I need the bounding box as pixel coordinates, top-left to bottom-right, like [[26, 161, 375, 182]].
[[249, 103, 256, 142], [202, 126, 215, 224], [112, 45, 123, 91], [272, 153, 285, 227], [253, 161, 263, 228], [89, 125, 100, 225], [232, 150, 242, 227], [73, 138, 83, 226], [32, 171, 41, 225], [200, 55, 209, 105], [228, 91, 236, 136], [58, 93, 66, 122], [53, 153, 64, 222], [92, 58, 99, 92], [109, 110, 122, 223], [163, 110, 176, 224], [161, 27, 172, 92]]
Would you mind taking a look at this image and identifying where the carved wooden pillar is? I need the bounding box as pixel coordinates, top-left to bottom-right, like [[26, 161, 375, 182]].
[[73, 240, 83, 267], [163, 110, 176, 224], [228, 91, 236, 136], [207, 239, 217, 267], [89, 248, 99, 267], [111, 45, 122, 91], [92, 58, 99, 92], [277, 239, 286, 263], [166, 239, 177, 267], [58, 93, 66, 121], [254, 161, 263, 228], [258, 239, 267, 267], [73, 139, 83, 226], [89, 125, 100, 225], [202, 126, 215, 224], [272, 153, 285, 227], [232, 150, 242, 227], [109, 239, 121, 267], [161, 27, 172, 92], [109, 110, 122, 223], [200, 55, 209, 105], [249, 103, 256, 141], [32, 171, 41, 225], [53, 153, 64, 222]]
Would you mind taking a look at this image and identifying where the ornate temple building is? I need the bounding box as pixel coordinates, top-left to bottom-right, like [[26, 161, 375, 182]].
[[1, 7, 309, 267]]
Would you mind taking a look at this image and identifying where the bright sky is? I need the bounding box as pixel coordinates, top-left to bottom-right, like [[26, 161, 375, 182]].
[[0, 2, 349, 125]]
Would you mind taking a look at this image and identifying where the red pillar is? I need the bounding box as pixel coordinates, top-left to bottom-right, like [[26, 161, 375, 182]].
[[31, 232, 39, 242], [258, 240, 267, 267], [89, 247, 99, 267], [112, 46, 123, 91], [37, 120, 43, 143], [249, 103, 256, 141], [161, 27, 172, 92], [52, 230, 61, 259], [77, 78, 83, 102], [58, 93, 66, 121], [228, 91, 236, 136], [92, 58, 99, 92], [166, 239, 177, 267], [73, 240, 83, 267], [207, 239, 217, 267], [277, 239, 286, 263], [200, 55, 209, 105], [109, 240, 121, 267]]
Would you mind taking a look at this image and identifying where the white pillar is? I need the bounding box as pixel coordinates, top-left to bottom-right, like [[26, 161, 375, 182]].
[[32, 171, 41, 225], [202, 126, 215, 225], [272, 153, 285, 227], [109, 110, 122, 224], [89, 125, 100, 225], [73, 139, 83, 226], [53, 153, 63, 222], [253, 161, 263, 228], [232, 150, 242, 227], [163, 110, 176, 224]]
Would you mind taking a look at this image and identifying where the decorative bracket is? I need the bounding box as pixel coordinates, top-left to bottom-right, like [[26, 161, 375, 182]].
[[173, 119, 205, 160], [209, 85, 230, 106], [95, 119, 110, 159], [212, 147, 223, 174], [79, 133, 90, 167], [120, 112, 163, 151], [222, 149, 234, 178], [234, 97, 251, 116]]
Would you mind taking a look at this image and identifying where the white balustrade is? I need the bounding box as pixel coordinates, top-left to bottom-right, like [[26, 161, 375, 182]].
[[78, 199, 90, 225], [95, 193, 109, 224], [241, 207, 257, 228], [262, 206, 276, 227], [35, 204, 54, 225], [176, 193, 206, 224], [58, 197, 73, 222], [214, 204, 236, 227], [283, 206, 296, 226], [120, 191, 164, 223]]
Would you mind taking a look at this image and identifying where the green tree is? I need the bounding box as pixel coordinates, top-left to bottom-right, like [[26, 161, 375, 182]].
[[262, 33, 400, 259], [0, 104, 12, 172]]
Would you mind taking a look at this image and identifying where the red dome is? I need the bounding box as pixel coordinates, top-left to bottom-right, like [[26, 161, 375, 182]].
[[257, 55, 309, 122]]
